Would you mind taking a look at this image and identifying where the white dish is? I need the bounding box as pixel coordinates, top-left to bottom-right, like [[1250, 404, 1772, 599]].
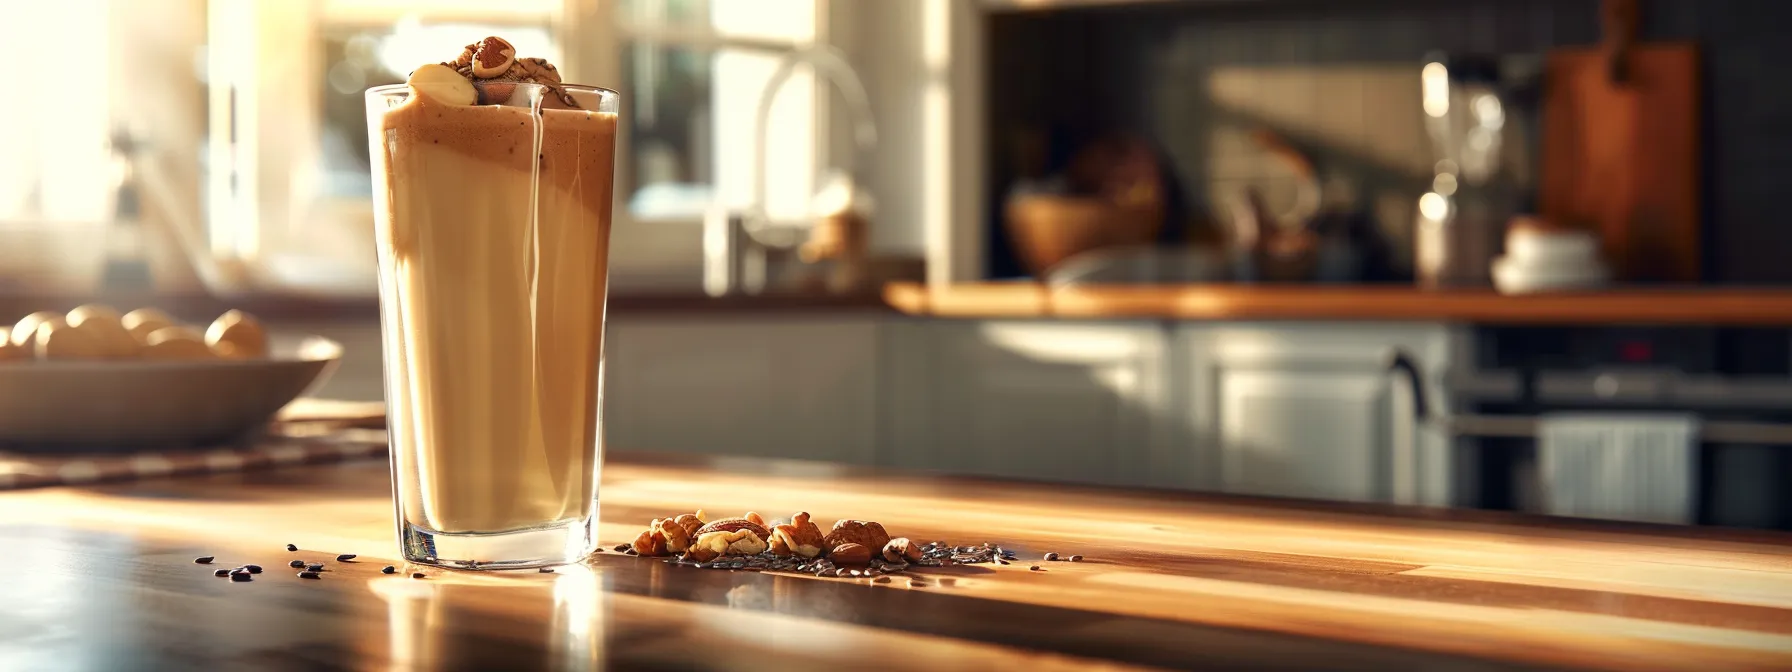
[[1492, 256, 1609, 294], [1506, 229, 1600, 263], [0, 335, 342, 450]]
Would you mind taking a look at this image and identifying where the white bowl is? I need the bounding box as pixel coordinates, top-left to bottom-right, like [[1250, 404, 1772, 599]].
[[1506, 229, 1600, 265], [1492, 256, 1609, 294], [0, 335, 341, 450]]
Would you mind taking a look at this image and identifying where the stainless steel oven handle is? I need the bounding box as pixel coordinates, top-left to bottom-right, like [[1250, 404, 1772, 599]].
[[1441, 414, 1792, 445]]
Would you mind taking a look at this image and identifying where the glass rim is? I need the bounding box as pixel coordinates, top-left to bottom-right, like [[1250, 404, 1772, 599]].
[[364, 81, 619, 100]]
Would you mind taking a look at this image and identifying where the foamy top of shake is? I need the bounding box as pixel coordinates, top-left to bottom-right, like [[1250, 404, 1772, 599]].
[[405, 36, 582, 109]]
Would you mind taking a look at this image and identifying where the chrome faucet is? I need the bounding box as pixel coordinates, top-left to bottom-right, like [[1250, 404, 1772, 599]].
[[703, 44, 878, 297]]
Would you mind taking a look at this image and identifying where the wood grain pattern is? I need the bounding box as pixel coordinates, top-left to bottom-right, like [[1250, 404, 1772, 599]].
[[884, 282, 1792, 325], [2, 453, 1790, 670]]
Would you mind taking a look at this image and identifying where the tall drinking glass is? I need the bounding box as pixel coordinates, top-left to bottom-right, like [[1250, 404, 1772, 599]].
[[365, 82, 618, 569]]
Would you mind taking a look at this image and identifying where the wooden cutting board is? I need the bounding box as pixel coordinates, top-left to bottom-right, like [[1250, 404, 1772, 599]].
[[1539, 0, 1700, 282]]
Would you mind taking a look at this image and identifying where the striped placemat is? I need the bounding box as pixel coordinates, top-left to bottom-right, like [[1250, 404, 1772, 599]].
[[0, 429, 389, 491]]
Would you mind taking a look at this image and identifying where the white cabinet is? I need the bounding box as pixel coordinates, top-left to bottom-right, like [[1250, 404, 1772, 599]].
[[602, 316, 880, 464], [887, 320, 1169, 486], [1178, 324, 1453, 505]]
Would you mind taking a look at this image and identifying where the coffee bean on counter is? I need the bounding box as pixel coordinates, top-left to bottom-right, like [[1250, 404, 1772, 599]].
[[1069, 555, 1084, 562], [243, 564, 263, 574], [289, 560, 306, 569], [298, 571, 321, 580], [286, 544, 298, 552], [410, 572, 427, 579], [336, 554, 357, 562], [194, 556, 215, 564], [538, 567, 554, 573], [213, 569, 230, 577], [1043, 552, 1059, 562], [306, 563, 325, 572]]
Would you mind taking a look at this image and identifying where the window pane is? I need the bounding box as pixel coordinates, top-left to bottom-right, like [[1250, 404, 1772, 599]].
[[620, 42, 713, 220], [618, 44, 816, 224], [617, 0, 813, 42], [710, 0, 813, 42], [616, 0, 710, 26], [0, 0, 111, 224]]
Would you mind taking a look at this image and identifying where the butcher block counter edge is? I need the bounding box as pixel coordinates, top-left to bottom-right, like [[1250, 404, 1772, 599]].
[[883, 282, 1792, 325]]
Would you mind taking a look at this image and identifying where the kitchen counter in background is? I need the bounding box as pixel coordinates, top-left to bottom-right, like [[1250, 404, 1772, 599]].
[[884, 283, 1792, 325], [11, 283, 1792, 325]]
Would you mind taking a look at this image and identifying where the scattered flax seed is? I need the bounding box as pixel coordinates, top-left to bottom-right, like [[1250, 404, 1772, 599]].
[[1043, 552, 1059, 562], [336, 554, 357, 562], [411, 572, 427, 579], [381, 566, 397, 574], [1069, 555, 1084, 562], [538, 567, 555, 573], [243, 565, 263, 574], [306, 563, 325, 572], [1029, 565, 1042, 571], [612, 544, 630, 553], [288, 560, 306, 569], [229, 571, 252, 582], [194, 556, 215, 564], [286, 544, 298, 552], [213, 569, 230, 577], [298, 571, 321, 579]]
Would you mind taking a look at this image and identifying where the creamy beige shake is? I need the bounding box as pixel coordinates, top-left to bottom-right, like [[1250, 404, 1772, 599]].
[[369, 37, 616, 543]]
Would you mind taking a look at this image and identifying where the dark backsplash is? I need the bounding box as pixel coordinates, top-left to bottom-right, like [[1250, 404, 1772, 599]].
[[988, 0, 1792, 283]]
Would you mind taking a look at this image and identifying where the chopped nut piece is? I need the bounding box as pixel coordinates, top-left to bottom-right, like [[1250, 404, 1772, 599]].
[[689, 529, 768, 563], [696, 518, 770, 543], [882, 537, 923, 563], [769, 512, 824, 558], [632, 528, 668, 557], [822, 520, 890, 555], [655, 518, 693, 553], [670, 514, 704, 539], [829, 542, 872, 565]]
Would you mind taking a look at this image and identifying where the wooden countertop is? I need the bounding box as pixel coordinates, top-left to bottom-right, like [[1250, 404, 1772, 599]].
[[11, 284, 1792, 325], [4, 453, 1791, 670], [885, 282, 1792, 325]]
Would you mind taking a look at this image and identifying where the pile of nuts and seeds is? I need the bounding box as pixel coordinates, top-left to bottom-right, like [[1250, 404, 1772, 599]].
[[616, 510, 1034, 578]]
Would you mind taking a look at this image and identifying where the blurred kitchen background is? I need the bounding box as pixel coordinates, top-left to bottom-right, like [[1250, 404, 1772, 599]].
[[6, 0, 1792, 530]]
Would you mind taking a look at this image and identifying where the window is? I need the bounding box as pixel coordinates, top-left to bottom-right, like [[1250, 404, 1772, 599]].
[[199, 0, 830, 294]]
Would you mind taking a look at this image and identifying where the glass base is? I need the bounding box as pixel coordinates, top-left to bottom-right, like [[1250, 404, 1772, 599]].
[[400, 516, 596, 570]]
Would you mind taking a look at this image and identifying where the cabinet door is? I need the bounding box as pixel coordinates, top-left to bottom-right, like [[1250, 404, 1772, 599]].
[[1213, 364, 1392, 502], [603, 317, 879, 464], [1181, 324, 1449, 503], [909, 321, 1169, 486]]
